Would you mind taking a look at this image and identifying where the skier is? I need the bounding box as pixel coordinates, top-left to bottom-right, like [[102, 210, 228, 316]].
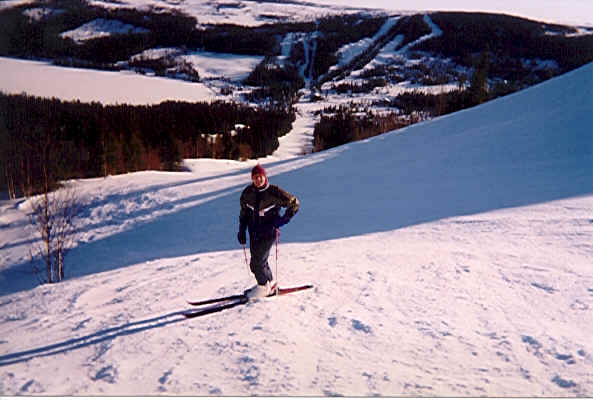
[[238, 164, 299, 299]]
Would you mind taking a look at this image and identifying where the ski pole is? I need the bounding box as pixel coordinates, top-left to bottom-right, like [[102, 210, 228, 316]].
[[275, 228, 280, 290], [242, 244, 250, 278]]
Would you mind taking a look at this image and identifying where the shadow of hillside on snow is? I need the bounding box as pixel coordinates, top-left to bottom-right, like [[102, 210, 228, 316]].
[[1, 63, 592, 297], [0, 310, 189, 366]]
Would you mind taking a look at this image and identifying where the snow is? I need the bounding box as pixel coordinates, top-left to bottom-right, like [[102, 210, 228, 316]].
[[1, 38, 593, 395], [177, 51, 263, 81], [0, 56, 217, 105], [0, 0, 35, 11], [0, 1, 592, 394], [349, 14, 443, 80], [22, 7, 64, 22], [2, 0, 593, 26], [60, 18, 150, 43], [0, 2, 581, 109], [86, 0, 365, 27], [335, 16, 401, 68], [313, 0, 593, 27], [127, 47, 263, 81]]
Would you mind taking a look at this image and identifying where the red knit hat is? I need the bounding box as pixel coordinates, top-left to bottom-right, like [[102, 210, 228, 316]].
[[251, 164, 267, 178], [251, 164, 268, 187]]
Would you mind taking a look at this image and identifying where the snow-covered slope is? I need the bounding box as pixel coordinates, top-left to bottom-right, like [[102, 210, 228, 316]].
[[0, 56, 218, 105], [60, 18, 149, 43], [0, 62, 592, 396], [86, 0, 368, 27]]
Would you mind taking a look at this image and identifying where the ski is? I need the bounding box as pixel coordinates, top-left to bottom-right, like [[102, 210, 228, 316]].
[[186, 284, 313, 306], [187, 293, 246, 307], [183, 284, 313, 318], [273, 284, 314, 296], [183, 296, 248, 318]]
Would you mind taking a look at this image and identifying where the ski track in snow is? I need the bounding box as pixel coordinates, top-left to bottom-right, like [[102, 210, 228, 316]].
[[2, 198, 593, 395]]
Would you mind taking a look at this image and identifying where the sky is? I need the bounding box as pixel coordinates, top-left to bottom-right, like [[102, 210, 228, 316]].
[[314, 0, 593, 26]]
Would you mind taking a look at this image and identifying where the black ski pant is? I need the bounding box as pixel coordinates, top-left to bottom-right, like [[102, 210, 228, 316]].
[[249, 234, 275, 285]]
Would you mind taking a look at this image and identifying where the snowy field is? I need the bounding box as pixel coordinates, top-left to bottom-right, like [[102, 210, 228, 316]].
[[0, 56, 218, 105], [60, 18, 150, 43], [1, 41, 592, 396], [85, 0, 367, 27]]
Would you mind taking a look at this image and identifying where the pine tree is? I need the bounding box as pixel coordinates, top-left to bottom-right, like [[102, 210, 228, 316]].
[[469, 51, 490, 105]]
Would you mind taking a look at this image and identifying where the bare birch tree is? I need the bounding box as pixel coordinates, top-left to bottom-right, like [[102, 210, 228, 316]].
[[28, 185, 82, 283]]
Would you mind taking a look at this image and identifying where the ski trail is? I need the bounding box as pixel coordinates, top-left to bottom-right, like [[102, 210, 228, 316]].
[[299, 33, 311, 85], [270, 14, 446, 159], [307, 21, 320, 83], [270, 25, 322, 158], [277, 32, 296, 69], [272, 107, 315, 158], [350, 14, 442, 79], [398, 14, 443, 53]]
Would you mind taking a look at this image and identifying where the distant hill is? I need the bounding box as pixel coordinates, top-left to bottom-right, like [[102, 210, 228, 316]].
[[2, 0, 592, 91], [2, 0, 593, 195]]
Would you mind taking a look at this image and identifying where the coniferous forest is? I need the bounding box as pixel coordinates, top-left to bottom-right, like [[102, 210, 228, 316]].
[[0, 93, 294, 197]]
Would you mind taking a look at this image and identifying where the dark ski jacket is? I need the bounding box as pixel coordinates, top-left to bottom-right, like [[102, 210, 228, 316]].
[[239, 183, 299, 240]]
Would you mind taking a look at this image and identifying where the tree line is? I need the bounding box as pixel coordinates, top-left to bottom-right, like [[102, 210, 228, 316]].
[[313, 51, 492, 152], [312, 84, 490, 153], [313, 104, 418, 152], [313, 11, 593, 153], [0, 92, 294, 198], [417, 12, 593, 74]]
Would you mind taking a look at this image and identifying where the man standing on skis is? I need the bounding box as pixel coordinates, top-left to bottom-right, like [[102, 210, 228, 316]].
[[237, 164, 299, 299]]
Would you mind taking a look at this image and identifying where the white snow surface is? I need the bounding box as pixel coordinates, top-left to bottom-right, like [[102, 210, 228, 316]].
[[347, 14, 443, 81], [0, 0, 35, 11], [177, 51, 264, 81], [60, 18, 150, 43], [0, 56, 217, 105], [335, 16, 401, 69], [1, 57, 593, 396], [86, 0, 369, 27]]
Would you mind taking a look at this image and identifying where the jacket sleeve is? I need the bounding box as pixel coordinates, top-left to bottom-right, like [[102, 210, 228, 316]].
[[275, 187, 299, 220], [239, 189, 249, 233]]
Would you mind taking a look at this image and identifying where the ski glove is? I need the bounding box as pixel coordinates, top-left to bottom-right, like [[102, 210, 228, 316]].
[[273, 215, 290, 229], [237, 230, 247, 245]]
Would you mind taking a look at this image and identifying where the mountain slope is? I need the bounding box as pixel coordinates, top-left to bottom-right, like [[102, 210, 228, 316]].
[[0, 63, 592, 395], [283, 60, 592, 242]]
